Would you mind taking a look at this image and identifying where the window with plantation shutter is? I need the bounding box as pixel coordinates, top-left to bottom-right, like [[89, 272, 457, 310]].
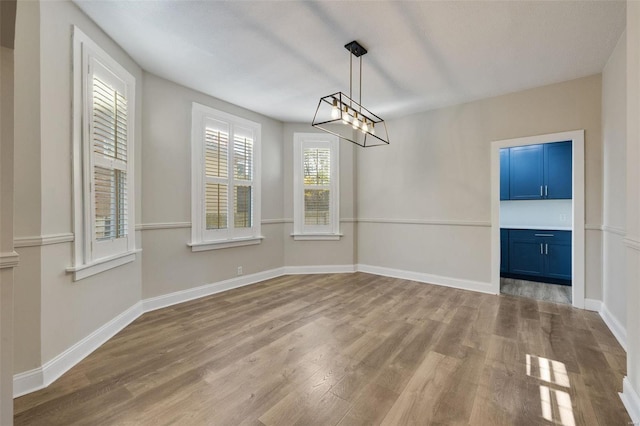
[[293, 133, 340, 240], [190, 103, 262, 251], [69, 27, 137, 281]]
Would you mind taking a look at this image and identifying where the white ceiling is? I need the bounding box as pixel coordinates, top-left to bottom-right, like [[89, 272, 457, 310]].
[[74, 1, 625, 123]]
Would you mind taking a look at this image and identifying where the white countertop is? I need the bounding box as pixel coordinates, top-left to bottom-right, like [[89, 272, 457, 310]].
[[501, 225, 572, 231]]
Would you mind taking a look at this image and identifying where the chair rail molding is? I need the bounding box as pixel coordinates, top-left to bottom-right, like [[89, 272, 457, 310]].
[[14, 233, 74, 248], [0, 251, 19, 269]]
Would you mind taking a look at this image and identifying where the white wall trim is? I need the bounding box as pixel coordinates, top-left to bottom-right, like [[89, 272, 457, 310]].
[[0, 251, 19, 269], [135, 222, 191, 231], [356, 264, 495, 294], [262, 219, 289, 225], [65, 249, 141, 282], [602, 225, 626, 236], [13, 302, 144, 398], [583, 298, 602, 312], [624, 237, 640, 251], [621, 377, 640, 425], [142, 267, 285, 313], [585, 298, 627, 352], [599, 302, 627, 351], [14, 233, 74, 248], [283, 265, 356, 274], [584, 223, 602, 232], [491, 130, 586, 309], [290, 233, 343, 241], [357, 218, 491, 227], [134, 219, 293, 230]]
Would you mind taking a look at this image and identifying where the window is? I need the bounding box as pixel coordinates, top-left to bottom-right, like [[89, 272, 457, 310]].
[[68, 27, 137, 281], [190, 103, 262, 251], [293, 133, 340, 240]]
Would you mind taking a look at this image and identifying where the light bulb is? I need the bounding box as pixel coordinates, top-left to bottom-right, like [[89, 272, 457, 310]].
[[341, 106, 350, 124], [352, 113, 360, 130], [331, 99, 340, 120], [362, 120, 369, 133]]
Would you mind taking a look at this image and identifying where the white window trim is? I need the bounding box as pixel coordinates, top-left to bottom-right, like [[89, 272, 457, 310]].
[[68, 26, 137, 281], [292, 133, 340, 240], [190, 103, 262, 251]]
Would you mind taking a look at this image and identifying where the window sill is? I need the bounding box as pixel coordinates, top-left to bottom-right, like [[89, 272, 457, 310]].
[[291, 233, 343, 241], [66, 249, 141, 282], [188, 236, 264, 252]]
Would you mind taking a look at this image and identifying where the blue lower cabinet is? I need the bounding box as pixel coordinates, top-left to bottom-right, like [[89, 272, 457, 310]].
[[504, 229, 571, 283], [545, 238, 572, 281], [500, 229, 509, 273], [509, 231, 545, 276]]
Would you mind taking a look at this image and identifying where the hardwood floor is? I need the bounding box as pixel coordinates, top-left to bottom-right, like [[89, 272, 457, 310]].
[[501, 277, 572, 305], [14, 273, 630, 425]]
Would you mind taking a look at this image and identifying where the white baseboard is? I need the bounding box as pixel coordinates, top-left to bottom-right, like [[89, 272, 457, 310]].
[[356, 264, 495, 295], [621, 377, 640, 425], [142, 267, 285, 313], [599, 302, 627, 351], [283, 265, 356, 275], [13, 302, 144, 398], [583, 298, 627, 351], [583, 298, 602, 312]]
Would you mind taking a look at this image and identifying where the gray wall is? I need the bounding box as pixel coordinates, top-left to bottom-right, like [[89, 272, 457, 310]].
[[282, 123, 357, 268], [1, 0, 17, 420], [140, 72, 285, 299], [356, 75, 603, 298], [602, 30, 627, 334], [13, 0, 143, 371], [624, 0, 640, 411]]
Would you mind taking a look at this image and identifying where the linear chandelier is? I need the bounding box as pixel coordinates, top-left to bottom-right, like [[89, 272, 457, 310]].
[[312, 41, 389, 147]]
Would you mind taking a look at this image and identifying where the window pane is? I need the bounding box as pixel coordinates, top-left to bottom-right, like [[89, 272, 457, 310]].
[[304, 148, 330, 185], [234, 133, 253, 181], [93, 76, 127, 162], [206, 183, 228, 229], [205, 128, 228, 179], [94, 167, 127, 240], [304, 189, 330, 225], [234, 185, 252, 228], [116, 170, 128, 237]]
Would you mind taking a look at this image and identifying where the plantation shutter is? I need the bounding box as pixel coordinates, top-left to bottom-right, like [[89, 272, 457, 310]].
[[91, 62, 129, 242], [204, 120, 230, 230], [303, 148, 331, 225], [233, 126, 254, 229]]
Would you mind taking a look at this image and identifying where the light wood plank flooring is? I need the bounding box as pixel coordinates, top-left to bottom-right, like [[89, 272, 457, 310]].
[[14, 273, 629, 425], [501, 277, 572, 305]]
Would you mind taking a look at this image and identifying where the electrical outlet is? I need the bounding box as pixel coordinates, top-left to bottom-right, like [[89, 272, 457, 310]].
[[560, 214, 568, 221], [237, 266, 243, 276]]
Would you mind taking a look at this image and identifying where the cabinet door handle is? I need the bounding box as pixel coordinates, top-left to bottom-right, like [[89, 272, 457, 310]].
[[540, 186, 543, 197], [540, 243, 544, 254], [545, 185, 548, 197], [534, 234, 554, 237], [545, 243, 548, 255]]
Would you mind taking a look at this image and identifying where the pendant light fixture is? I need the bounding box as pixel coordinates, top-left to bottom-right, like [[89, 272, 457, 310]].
[[312, 41, 390, 147]]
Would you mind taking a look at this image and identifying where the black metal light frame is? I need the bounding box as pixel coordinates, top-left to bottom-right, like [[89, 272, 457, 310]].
[[312, 41, 390, 148]]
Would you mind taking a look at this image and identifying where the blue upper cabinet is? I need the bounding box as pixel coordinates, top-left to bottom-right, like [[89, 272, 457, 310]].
[[544, 141, 572, 199], [500, 148, 510, 200], [509, 144, 544, 200], [506, 141, 572, 200]]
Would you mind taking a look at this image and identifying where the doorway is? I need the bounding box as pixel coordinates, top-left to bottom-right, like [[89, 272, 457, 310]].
[[490, 130, 585, 309]]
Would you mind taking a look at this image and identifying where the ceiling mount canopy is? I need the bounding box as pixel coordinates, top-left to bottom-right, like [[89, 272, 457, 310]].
[[312, 41, 390, 148]]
